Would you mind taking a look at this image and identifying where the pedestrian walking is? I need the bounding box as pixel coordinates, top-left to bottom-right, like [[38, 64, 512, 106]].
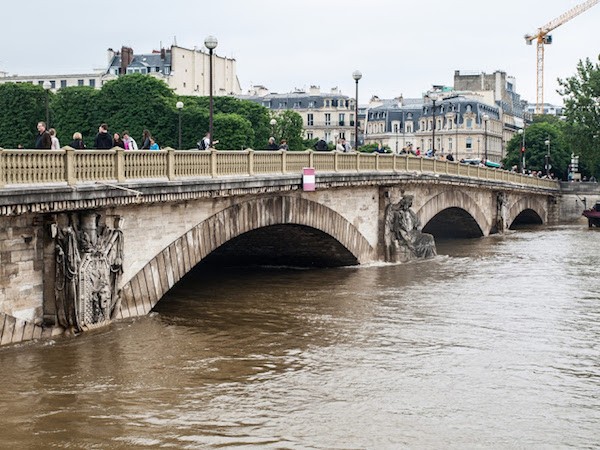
[[35, 121, 52, 149], [94, 124, 114, 149]]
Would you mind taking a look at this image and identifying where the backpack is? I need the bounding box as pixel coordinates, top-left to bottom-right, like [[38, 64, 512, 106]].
[[198, 139, 207, 150]]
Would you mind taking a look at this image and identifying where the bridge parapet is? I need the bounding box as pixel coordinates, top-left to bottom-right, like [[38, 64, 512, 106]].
[[0, 147, 559, 190]]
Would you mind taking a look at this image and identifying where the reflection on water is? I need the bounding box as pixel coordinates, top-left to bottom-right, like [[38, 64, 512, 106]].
[[0, 224, 599, 449]]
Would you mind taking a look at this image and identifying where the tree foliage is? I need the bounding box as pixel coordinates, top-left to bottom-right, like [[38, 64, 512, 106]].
[[0, 75, 300, 151], [504, 119, 570, 179], [558, 56, 600, 177], [269, 110, 304, 150], [0, 83, 48, 148]]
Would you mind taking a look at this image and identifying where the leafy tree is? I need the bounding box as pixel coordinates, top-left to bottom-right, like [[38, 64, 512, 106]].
[[359, 143, 391, 153], [503, 121, 570, 179], [558, 57, 600, 177], [213, 113, 254, 150], [52, 86, 101, 148], [269, 110, 304, 150], [96, 74, 175, 147], [0, 83, 48, 148]]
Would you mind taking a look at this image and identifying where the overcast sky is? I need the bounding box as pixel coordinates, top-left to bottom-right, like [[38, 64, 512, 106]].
[[2, 0, 599, 105]]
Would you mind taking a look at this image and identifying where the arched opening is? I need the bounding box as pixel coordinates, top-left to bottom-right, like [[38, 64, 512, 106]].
[[200, 224, 359, 268], [422, 207, 484, 239], [509, 209, 543, 229]]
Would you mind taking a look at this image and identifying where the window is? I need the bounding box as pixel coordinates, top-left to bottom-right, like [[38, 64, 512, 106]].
[[307, 113, 314, 126], [325, 113, 331, 126], [449, 138, 453, 150], [293, 102, 301, 108], [325, 132, 331, 142], [339, 132, 345, 139], [278, 101, 287, 108], [306, 131, 313, 140], [350, 113, 355, 126], [339, 113, 345, 126], [394, 123, 399, 133], [89, 79, 95, 88], [77, 79, 84, 86], [466, 137, 473, 149], [308, 101, 315, 108], [406, 123, 413, 133], [466, 119, 473, 129], [38, 80, 44, 86], [164, 67, 171, 75], [262, 101, 271, 108], [50, 80, 56, 89]]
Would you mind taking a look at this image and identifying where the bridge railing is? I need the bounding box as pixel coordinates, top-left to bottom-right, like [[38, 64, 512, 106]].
[[0, 147, 559, 190]]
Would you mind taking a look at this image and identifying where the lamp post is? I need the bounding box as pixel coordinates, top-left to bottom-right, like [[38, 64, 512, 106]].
[[352, 70, 362, 151], [427, 92, 439, 156], [518, 128, 526, 173], [43, 80, 51, 126], [545, 138, 551, 177], [176, 101, 184, 149], [270, 118, 277, 140], [204, 35, 218, 148], [483, 113, 490, 161]]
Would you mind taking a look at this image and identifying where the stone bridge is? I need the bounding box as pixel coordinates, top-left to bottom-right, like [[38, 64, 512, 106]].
[[0, 148, 561, 346]]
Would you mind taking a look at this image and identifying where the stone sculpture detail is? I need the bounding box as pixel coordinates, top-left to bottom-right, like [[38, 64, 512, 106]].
[[385, 195, 437, 262], [51, 213, 124, 332]]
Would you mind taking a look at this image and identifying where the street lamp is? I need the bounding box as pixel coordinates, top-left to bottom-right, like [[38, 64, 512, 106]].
[[427, 92, 439, 156], [352, 70, 362, 151], [545, 138, 551, 177], [518, 128, 526, 173], [43, 80, 51, 126], [269, 118, 277, 140], [204, 35, 218, 148], [176, 101, 184, 149], [483, 113, 490, 161]]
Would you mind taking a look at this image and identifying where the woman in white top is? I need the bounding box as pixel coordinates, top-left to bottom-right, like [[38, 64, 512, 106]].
[[49, 128, 60, 150]]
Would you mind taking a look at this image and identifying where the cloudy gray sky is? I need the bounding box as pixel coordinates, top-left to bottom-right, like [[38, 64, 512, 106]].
[[2, 0, 599, 105]]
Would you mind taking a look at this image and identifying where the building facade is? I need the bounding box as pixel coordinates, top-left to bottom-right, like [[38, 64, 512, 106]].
[[365, 94, 503, 162], [0, 44, 241, 96], [238, 86, 359, 145]]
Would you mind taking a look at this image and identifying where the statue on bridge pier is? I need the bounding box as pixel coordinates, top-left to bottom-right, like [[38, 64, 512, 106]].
[[385, 195, 436, 262], [51, 212, 124, 332]]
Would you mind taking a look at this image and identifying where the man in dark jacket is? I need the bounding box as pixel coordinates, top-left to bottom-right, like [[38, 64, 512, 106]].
[[35, 121, 52, 149], [94, 123, 114, 149]]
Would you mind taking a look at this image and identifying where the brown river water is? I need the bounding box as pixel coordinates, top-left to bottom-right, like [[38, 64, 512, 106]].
[[0, 223, 599, 449]]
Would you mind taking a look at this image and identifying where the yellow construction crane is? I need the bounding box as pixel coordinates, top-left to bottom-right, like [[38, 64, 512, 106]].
[[525, 0, 599, 114]]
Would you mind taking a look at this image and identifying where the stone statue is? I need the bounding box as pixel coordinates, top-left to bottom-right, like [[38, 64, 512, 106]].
[[385, 195, 437, 262], [52, 212, 124, 332]]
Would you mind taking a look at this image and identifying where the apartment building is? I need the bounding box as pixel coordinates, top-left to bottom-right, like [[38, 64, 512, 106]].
[[0, 44, 241, 96], [238, 85, 359, 145]]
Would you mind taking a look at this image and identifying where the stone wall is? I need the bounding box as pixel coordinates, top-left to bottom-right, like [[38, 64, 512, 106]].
[[0, 213, 45, 323]]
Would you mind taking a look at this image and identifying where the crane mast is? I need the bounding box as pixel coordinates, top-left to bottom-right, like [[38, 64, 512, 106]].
[[525, 0, 599, 114]]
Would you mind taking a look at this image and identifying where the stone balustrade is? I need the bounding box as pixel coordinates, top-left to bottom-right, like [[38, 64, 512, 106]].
[[0, 147, 559, 190]]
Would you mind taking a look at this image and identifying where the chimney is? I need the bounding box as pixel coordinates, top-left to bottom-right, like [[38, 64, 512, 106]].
[[161, 47, 166, 60], [120, 46, 134, 75], [107, 48, 115, 65]]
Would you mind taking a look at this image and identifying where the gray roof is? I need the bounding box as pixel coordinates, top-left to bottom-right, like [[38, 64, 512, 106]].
[[107, 52, 172, 73]]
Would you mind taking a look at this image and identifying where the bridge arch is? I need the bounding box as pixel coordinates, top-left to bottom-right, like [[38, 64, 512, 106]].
[[416, 190, 490, 238], [116, 196, 374, 318], [506, 196, 547, 229]]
